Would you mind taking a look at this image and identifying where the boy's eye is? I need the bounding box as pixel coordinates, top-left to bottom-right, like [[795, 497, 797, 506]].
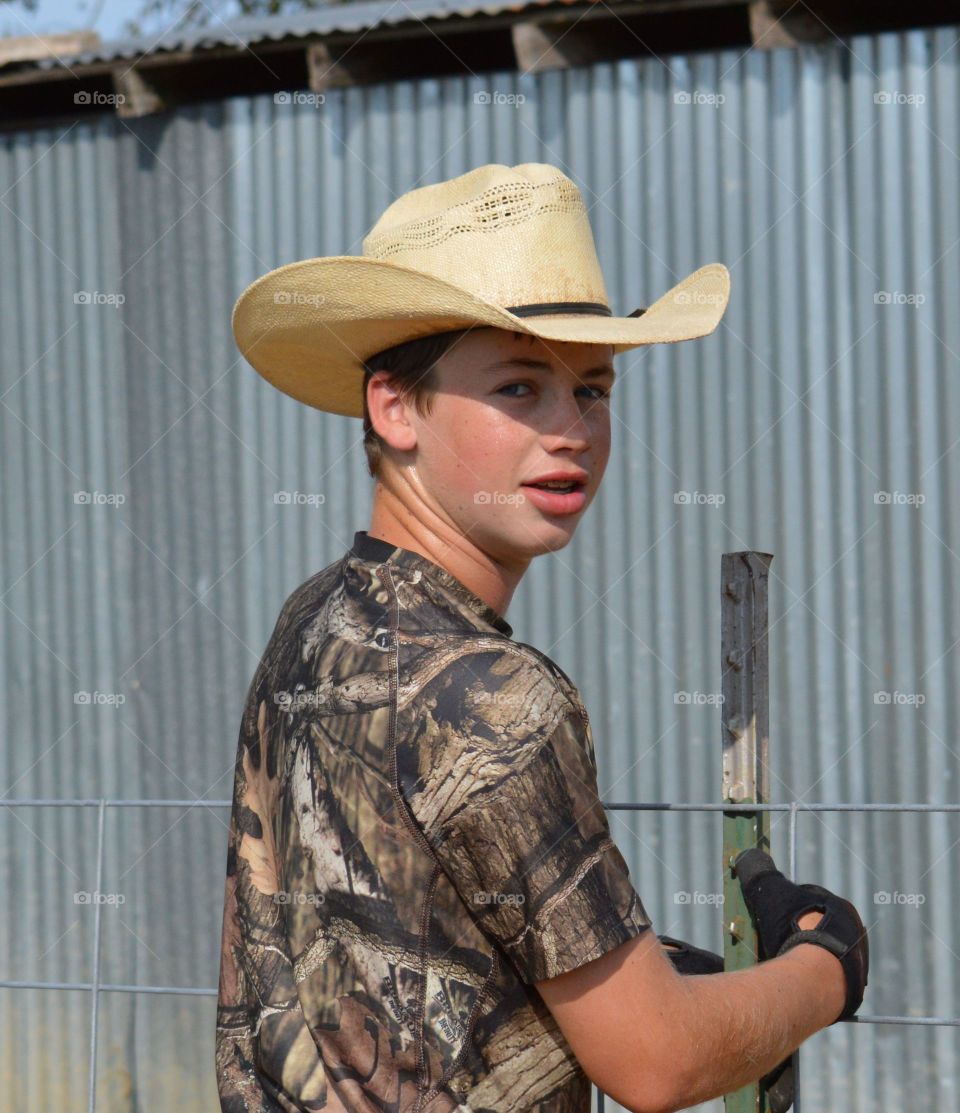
[[496, 382, 611, 400]]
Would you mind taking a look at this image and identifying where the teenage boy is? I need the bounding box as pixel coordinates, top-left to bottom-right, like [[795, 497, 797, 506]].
[[216, 163, 868, 1113]]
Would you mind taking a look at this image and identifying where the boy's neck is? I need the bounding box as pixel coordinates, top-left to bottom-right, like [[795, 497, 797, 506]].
[[367, 489, 525, 620]]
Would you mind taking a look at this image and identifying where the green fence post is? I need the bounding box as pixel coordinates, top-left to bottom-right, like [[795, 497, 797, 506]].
[[721, 552, 774, 1113]]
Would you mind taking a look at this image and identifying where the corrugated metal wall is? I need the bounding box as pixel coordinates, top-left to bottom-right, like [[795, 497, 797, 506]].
[[2, 22, 958, 1112]]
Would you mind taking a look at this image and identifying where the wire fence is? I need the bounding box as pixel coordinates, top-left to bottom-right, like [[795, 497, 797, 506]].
[[1, 797, 957, 1113]]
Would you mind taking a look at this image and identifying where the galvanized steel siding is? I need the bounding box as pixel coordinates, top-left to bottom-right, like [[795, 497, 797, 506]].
[[1, 25, 958, 1112]]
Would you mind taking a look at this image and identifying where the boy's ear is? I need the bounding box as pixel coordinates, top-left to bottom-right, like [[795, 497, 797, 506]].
[[366, 373, 418, 453]]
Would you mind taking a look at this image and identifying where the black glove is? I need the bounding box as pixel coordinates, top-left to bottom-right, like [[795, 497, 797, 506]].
[[660, 933, 795, 1112], [733, 848, 869, 1023], [659, 934, 724, 975]]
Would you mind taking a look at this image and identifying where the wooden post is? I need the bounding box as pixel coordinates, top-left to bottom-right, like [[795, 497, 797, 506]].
[[721, 552, 773, 1113]]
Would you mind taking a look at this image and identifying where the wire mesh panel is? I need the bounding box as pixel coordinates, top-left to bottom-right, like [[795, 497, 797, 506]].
[[1, 800, 956, 1112]]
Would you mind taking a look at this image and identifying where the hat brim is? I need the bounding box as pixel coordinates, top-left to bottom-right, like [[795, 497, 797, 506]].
[[231, 257, 730, 418]]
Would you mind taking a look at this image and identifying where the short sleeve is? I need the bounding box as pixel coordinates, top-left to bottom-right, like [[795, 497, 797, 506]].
[[415, 690, 653, 984]]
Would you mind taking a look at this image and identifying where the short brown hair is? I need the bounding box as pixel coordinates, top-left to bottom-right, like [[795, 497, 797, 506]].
[[361, 328, 534, 479]]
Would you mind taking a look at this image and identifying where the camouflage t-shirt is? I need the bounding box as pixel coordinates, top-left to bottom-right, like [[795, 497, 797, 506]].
[[216, 529, 652, 1112]]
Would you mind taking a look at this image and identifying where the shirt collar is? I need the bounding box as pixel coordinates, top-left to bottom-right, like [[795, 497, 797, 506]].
[[349, 530, 513, 638]]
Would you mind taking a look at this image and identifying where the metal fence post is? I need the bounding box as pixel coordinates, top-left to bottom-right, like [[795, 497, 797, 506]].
[[88, 798, 107, 1113], [721, 552, 775, 1113]]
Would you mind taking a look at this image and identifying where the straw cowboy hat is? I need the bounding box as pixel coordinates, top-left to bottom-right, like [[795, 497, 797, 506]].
[[231, 163, 730, 418]]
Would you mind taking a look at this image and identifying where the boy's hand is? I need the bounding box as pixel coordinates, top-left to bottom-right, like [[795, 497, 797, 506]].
[[733, 848, 870, 1023]]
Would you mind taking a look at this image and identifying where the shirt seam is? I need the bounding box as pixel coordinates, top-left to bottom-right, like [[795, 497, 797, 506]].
[[381, 562, 502, 1104]]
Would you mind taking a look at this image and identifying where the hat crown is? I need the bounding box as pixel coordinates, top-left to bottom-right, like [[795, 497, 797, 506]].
[[361, 163, 610, 313]]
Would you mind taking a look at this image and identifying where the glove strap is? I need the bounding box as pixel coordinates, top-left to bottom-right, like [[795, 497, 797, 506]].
[[776, 930, 857, 1022]]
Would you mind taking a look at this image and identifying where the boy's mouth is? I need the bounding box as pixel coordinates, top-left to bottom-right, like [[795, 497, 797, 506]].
[[520, 471, 589, 494], [523, 480, 582, 493], [519, 473, 590, 516]]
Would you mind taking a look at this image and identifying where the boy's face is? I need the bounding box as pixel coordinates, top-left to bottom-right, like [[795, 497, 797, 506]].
[[399, 327, 616, 563]]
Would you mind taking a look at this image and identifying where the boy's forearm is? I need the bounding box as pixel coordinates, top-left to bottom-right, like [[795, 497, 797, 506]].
[[660, 944, 845, 1111]]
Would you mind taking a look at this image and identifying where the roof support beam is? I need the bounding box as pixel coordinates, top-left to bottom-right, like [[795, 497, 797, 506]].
[[748, 0, 832, 47]]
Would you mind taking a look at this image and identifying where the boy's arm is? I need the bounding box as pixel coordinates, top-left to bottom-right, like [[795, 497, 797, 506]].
[[536, 846, 871, 1113], [658, 931, 795, 1112], [535, 921, 844, 1113]]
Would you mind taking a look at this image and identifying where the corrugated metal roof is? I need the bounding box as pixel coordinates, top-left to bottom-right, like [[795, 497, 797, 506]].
[[23, 0, 594, 71]]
